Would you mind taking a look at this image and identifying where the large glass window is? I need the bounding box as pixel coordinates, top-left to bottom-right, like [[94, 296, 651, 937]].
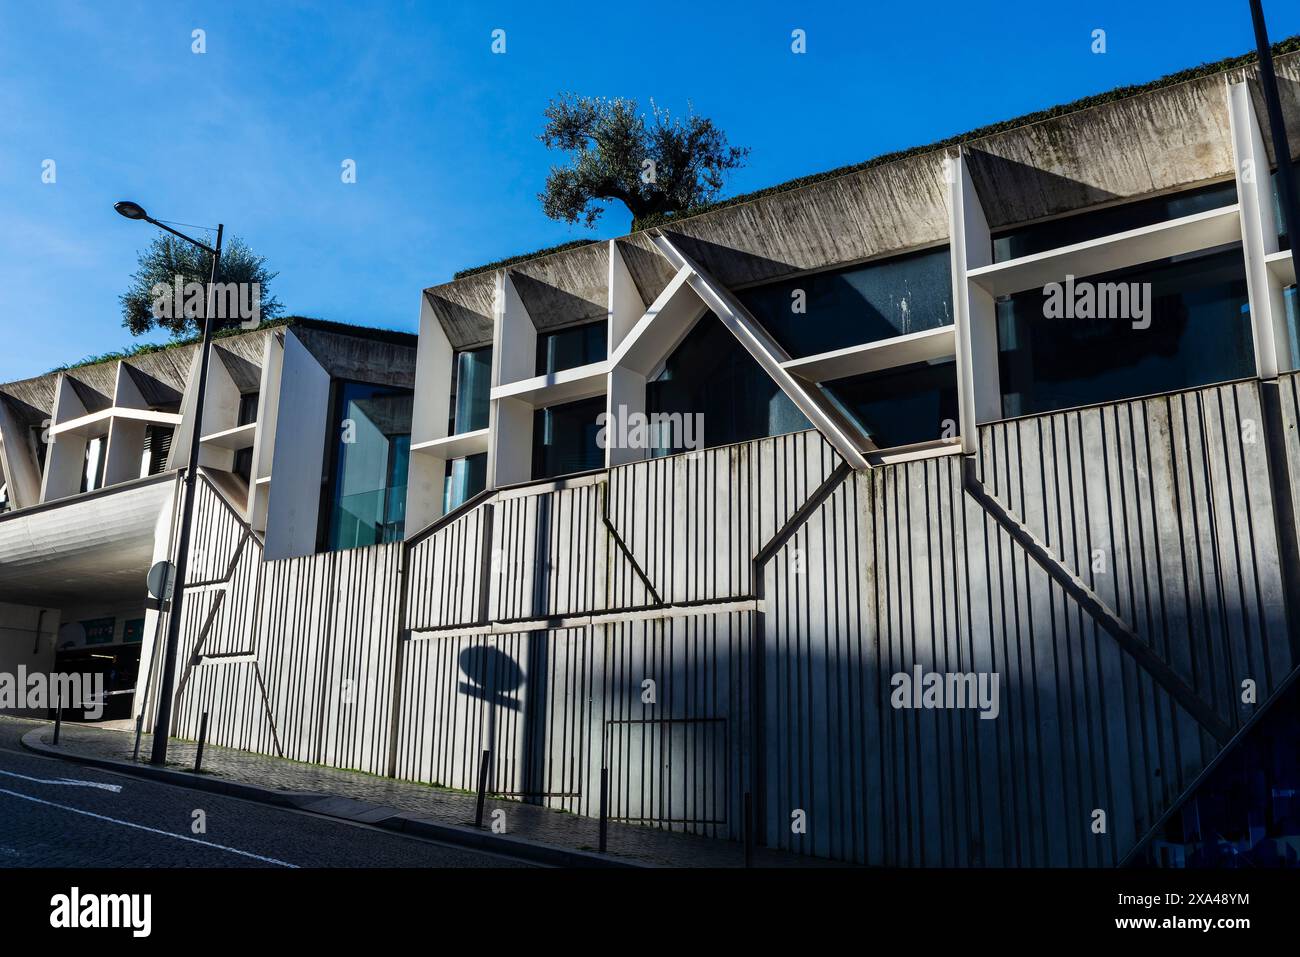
[[997, 247, 1253, 418], [233, 391, 258, 481], [1273, 160, 1300, 250], [452, 346, 492, 434], [531, 396, 604, 480], [738, 247, 952, 358], [321, 382, 413, 552], [80, 435, 106, 493], [535, 320, 607, 376], [824, 359, 959, 448], [140, 424, 173, 478], [443, 452, 487, 513], [992, 181, 1238, 263], [646, 315, 809, 456], [1286, 285, 1299, 371]]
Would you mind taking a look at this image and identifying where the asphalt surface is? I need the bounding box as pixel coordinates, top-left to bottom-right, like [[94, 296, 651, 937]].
[[0, 718, 532, 868]]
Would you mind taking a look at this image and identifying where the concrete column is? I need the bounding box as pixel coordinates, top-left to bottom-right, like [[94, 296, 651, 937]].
[[104, 363, 149, 486], [1229, 80, 1292, 378], [263, 329, 331, 560], [40, 374, 89, 502], [406, 295, 456, 531], [247, 331, 284, 533], [606, 241, 648, 467], [487, 272, 536, 488], [948, 148, 1002, 454]]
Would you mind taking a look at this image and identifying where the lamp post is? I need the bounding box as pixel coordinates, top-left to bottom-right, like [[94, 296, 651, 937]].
[[1248, 0, 1300, 283], [115, 200, 223, 765]]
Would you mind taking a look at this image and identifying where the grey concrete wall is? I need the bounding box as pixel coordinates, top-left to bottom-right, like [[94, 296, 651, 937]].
[[0, 602, 59, 716]]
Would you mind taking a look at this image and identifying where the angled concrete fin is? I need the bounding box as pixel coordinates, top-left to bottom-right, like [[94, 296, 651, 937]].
[[650, 232, 873, 468]]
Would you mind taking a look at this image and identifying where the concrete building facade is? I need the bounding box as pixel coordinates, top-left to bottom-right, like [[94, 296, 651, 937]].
[[4, 50, 1300, 865]]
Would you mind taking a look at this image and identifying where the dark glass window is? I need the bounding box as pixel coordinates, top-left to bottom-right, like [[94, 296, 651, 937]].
[[452, 347, 492, 434], [233, 392, 258, 480], [992, 181, 1238, 263], [80, 436, 106, 493], [997, 247, 1253, 418], [1286, 285, 1299, 371], [535, 320, 607, 376], [321, 382, 413, 552], [531, 396, 604, 480], [823, 359, 959, 448], [646, 315, 809, 455], [1273, 160, 1300, 250], [738, 247, 952, 358], [142, 425, 173, 477], [443, 452, 487, 513], [29, 426, 47, 473], [237, 392, 259, 426]]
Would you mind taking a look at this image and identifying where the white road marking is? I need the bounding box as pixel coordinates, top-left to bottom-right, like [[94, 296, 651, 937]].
[[0, 768, 122, 792], [0, 788, 298, 867]]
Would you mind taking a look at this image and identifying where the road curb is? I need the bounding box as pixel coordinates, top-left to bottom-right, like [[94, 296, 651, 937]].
[[20, 728, 641, 869]]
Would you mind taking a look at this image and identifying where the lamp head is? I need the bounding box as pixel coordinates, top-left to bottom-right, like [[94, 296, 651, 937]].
[[113, 201, 149, 221]]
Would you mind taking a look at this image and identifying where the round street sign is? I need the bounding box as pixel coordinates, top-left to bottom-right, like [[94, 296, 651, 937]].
[[147, 561, 176, 601]]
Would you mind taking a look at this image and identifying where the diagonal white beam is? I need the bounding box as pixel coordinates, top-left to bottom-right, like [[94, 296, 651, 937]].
[[650, 233, 873, 467]]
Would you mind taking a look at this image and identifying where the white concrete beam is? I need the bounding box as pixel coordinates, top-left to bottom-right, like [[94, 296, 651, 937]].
[[486, 272, 538, 489], [966, 204, 1242, 298], [40, 374, 89, 502], [104, 363, 150, 487], [608, 240, 646, 353], [406, 295, 456, 533], [652, 233, 873, 468], [783, 325, 956, 383], [608, 267, 707, 376], [948, 148, 1002, 454], [246, 330, 283, 532], [263, 329, 330, 560], [1229, 79, 1292, 377], [488, 396, 533, 487], [491, 360, 608, 406]]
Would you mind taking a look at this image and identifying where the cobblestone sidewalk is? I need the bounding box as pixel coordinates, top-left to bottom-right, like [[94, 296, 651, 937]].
[[19, 719, 833, 868]]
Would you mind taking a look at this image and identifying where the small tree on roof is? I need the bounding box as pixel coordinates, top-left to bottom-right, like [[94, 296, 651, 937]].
[[538, 93, 749, 228]]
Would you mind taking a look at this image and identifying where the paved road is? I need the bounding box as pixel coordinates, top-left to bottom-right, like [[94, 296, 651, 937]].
[[0, 719, 531, 868]]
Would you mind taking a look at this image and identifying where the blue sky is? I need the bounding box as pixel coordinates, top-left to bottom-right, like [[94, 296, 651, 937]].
[[2, 0, 1298, 382]]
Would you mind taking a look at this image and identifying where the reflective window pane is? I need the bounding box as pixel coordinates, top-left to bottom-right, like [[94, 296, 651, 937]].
[[739, 247, 952, 358], [536, 320, 607, 376], [531, 396, 604, 480], [993, 180, 1238, 263], [997, 247, 1253, 418], [443, 452, 487, 513], [453, 346, 492, 434], [647, 315, 809, 455], [823, 359, 959, 448], [323, 382, 413, 551]]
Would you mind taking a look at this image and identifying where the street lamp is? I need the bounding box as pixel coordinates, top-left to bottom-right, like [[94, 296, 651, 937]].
[[115, 200, 223, 766]]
